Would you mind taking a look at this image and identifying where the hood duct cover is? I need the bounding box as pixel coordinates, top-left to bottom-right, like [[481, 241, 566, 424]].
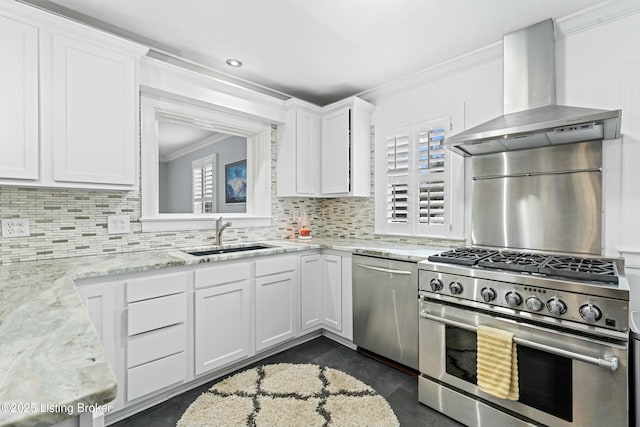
[[446, 19, 621, 156]]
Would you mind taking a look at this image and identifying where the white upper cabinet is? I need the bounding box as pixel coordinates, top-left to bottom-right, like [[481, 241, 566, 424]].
[[44, 32, 138, 186], [0, 2, 147, 190], [295, 108, 322, 194], [0, 13, 39, 180], [277, 102, 321, 196], [277, 96, 374, 197], [321, 108, 350, 194]]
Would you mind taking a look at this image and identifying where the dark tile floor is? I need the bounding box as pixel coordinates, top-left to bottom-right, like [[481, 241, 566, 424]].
[[112, 337, 463, 427]]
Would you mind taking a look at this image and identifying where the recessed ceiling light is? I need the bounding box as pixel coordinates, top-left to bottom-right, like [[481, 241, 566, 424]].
[[226, 58, 243, 68]]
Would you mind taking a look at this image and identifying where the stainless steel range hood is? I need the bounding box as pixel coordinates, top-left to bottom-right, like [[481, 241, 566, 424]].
[[446, 19, 621, 157]]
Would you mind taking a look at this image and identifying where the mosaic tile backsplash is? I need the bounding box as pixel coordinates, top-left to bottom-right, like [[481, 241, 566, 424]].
[[0, 127, 458, 265]]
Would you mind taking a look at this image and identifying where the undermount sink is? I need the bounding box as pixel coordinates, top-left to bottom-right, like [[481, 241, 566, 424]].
[[184, 244, 273, 257]]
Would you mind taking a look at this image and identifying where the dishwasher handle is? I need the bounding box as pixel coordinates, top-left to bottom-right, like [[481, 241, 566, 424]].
[[356, 263, 413, 275]]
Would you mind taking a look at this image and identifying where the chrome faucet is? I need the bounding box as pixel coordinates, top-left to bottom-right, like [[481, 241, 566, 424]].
[[215, 216, 232, 246]]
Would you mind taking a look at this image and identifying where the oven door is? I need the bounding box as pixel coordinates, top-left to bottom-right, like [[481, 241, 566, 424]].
[[419, 298, 628, 427]]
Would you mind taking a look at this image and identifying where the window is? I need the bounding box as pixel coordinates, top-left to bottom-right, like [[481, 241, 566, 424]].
[[192, 154, 216, 213], [377, 117, 463, 238], [417, 126, 446, 227], [386, 129, 410, 224]]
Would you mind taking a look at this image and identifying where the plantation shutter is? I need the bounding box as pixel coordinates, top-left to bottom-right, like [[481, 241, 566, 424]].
[[386, 129, 410, 224], [417, 125, 446, 225], [192, 154, 216, 214]]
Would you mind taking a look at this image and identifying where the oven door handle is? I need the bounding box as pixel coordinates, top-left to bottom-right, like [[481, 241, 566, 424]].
[[356, 264, 413, 275], [420, 311, 620, 372]]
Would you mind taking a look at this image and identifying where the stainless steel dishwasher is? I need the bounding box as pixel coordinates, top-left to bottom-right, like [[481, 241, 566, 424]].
[[352, 254, 418, 369]]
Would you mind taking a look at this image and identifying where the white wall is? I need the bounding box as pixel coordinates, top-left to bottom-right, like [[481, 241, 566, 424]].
[[557, 12, 640, 309], [366, 51, 503, 241]]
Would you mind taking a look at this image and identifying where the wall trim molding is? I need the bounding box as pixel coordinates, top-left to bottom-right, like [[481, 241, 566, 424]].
[[140, 215, 271, 232], [619, 248, 640, 268], [140, 57, 286, 124]]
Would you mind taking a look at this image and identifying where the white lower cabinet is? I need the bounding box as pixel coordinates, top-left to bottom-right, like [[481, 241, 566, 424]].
[[125, 272, 188, 402], [76, 279, 125, 412], [300, 254, 323, 331], [75, 250, 355, 424], [194, 263, 252, 376], [127, 352, 186, 402], [299, 251, 353, 340], [255, 256, 298, 351], [322, 254, 343, 331]]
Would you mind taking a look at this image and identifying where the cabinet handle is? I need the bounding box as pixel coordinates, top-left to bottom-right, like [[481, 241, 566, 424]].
[[357, 264, 412, 275]]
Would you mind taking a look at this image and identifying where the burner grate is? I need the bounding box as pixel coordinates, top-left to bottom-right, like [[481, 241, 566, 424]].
[[428, 247, 620, 284], [478, 251, 549, 273], [539, 256, 618, 284], [427, 247, 497, 266]]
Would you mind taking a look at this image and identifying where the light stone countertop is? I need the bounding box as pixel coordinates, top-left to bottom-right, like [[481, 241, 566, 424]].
[[0, 238, 452, 427]]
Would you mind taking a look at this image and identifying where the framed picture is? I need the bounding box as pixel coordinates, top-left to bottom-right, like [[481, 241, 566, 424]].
[[225, 159, 247, 204]]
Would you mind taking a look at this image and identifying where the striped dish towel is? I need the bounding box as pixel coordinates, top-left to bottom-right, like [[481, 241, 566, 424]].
[[476, 325, 519, 401]]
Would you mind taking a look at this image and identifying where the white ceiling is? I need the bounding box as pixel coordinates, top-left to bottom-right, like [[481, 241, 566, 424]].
[[31, 0, 606, 105]]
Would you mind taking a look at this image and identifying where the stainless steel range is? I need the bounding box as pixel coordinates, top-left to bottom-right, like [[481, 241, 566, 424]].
[[418, 248, 629, 427], [415, 17, 629, 427]]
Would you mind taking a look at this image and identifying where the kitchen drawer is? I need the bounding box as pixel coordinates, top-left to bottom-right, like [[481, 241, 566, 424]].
[[194, 263, 250, 289], [127, 323, 186, 368], [127, 352, 186, 401], [128, 293, 186, 336], [126, 272, 188, 303], [255, 256, 296, 277]]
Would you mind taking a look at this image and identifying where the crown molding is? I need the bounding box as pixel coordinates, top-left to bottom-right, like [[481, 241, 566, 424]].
[[358, 41, 502, 102], [359, 0, 640, 102], [555, 0, 640, 39]]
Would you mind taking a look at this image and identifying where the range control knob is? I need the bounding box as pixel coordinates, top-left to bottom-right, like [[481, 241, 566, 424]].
[[505, 291, 522, 308], [579, 304, 602, 323], [525, 296, 544, 312], [547, 298, 568, 316], [449, 281, 463, 295], [430, 278, 444, 292], [480, 287, 496, 302]]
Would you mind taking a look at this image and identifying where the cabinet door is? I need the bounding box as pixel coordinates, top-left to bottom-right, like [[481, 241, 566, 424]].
[[322, 254, 343, 331], [300, 254, 322, 331], [0, 14, 38, 180], [321, 107, 350, 194], [296, 109, 321, 194], [195, 280, 252, 375], [255, 271, 296, 351], [76, 282, 124, 411], [48, 32, 137, 186]]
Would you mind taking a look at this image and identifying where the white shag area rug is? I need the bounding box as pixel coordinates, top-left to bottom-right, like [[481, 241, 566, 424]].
[[177, 363, 400, 427]]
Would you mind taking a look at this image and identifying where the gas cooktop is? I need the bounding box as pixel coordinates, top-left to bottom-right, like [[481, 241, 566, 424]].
[[420, 247, 629, 332], [427, 247, 619, 284]]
